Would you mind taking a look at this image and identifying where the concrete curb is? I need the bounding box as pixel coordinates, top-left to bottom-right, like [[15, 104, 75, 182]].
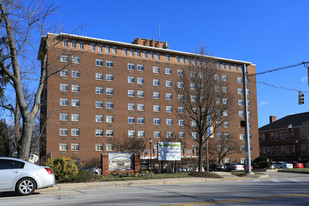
[[39, 172, 270, 192]]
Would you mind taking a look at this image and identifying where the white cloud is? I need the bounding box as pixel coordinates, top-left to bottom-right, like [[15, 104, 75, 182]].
[[259, 101, 268, 106], [301, 76, 307, 83]]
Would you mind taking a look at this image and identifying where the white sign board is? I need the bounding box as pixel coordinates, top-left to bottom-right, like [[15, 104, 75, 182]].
[[158, 142, 181, 161], [109, 152, 133, 171]]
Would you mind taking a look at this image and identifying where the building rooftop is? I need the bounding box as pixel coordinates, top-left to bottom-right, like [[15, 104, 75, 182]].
[[259, 112, 309, 131]]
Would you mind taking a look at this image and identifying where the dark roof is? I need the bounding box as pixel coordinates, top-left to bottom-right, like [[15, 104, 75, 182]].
[[259, 112, 309, 131]]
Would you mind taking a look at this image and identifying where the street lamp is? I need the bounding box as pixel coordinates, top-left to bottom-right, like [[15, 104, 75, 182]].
[[149, 138, 152, 169]]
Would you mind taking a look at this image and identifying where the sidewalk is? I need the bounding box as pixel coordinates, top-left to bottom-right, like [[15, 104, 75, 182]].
[[41, 171, 269, 192]]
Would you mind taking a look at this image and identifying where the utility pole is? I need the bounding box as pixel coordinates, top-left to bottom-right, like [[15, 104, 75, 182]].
[[242, 64, 252, 173]]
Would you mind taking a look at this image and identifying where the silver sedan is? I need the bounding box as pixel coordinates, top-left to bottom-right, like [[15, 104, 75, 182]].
[[0, 157, 55, 195]]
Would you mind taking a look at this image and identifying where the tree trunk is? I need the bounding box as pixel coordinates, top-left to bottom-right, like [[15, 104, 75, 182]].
[[198, 138, 203, 172], [18, 115, 34, 160]]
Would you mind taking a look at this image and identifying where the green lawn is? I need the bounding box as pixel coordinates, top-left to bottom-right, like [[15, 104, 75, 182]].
[[284, 168, 309, 172]]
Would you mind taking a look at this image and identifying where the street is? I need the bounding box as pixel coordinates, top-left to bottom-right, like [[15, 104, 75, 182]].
[[0, 172, 309, 206]]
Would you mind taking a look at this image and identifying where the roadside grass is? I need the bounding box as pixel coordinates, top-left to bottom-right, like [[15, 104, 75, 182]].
[[284, 168, 309, 172], [231, 170, 265, 176]]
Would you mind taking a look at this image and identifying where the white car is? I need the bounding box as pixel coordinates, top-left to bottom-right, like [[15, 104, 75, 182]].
[[0, 157, 55, 195], [272, 161, 293, 169]]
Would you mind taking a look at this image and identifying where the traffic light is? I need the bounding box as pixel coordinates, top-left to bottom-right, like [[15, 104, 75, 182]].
[[298, 91, 304, 105]]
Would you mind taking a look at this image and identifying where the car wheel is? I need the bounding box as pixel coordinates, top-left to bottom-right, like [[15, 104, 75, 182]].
[[16, 178, 36, 195]]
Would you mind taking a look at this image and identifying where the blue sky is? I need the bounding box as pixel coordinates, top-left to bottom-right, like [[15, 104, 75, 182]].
[[51, 0, 309, 127]]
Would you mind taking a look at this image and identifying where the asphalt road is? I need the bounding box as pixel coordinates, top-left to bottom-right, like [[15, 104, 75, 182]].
[[1, 172, 309, 206]]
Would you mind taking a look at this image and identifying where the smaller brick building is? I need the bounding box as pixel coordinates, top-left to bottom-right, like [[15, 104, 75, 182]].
[[259, 112, 309, 163]]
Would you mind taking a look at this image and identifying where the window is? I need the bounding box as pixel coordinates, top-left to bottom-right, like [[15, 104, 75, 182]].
[[192, 132, 198, 140], [128, 103, 135, 110], [96, 87, 103, 94], [128, 90, 135, 97], [128, 63, 135, 70], [106, 60, 114, 67], [240, 134, 245, 140], [153, 105, 160, 112], [167, 131, 173, 138], [128, 130, 135, 137], [223, 121, 229, 128], [106, 101, 114, 109], [138, 117, 145, 124], [177, 69, 183, 76], [96, 59, 103, 67], [71, 99, 80, 107], [178, 107, 184, 113], [138, 130, 145, 138], [71, 114, 80, 121], [71, 128, 80, 136], [156, 53, 160, 60], [143, 51, 147, 58], [238, 88, 243, 94], [181, 57, 185, 63], [223, 110, 229, 116], [96, 129, 104, 137], [95, 144, 103, 151], [137, 64, 144, 71], [96, 115, 103, 123], [60, 55, 69, 62], [71, 143, 79, 151], [216, 133, 222, 138], [106, 144, 113, 151], [153, 66, 159, 73], [59, 128, 68, 136], [106, 130, 114, 137], [166, 93, 172, 100], [106, 88, 113, 95], [222, 98, 228, 104], [178, 82, 183, 88], [165, 80, 172, 87], [63, 39, 68, 47], [153, 118, 160, 125], [222, 75, 228, 81], [71, 41, 76, 48], [178, 94, 184, 101], [72, 70, 80, 78], [79, 42, 84, 49], [237, 77, 242, 83], [130, 49, 134, 56], [137, 77, 144, 85], [60, 69, 68, 77], [238, 100, 244, 106], [128, 116, 135, 124], [91, 43, 95, 51], [178, 119, 184, 126], [128, 76, 135, 83], [150, 52, 154, 59], [179, 132, 185, 138], [137, 104, 144, 111], [96, 101, 104, 108], [71, 85, 80, 92], [105, 45, 110, 53], [123, 48, 127, 55], [59, 143, 68, 151], [106, 115, 114, 123], [60, 98, 68, 106], [153, 92, 160, 99], [166, 54, 170, 62], [222, 87, 228, 93], [176, 56, 179, 63], [106, 74, 114, 81], [154, 131, 161, 138], [137, 90, 144, 98], [153, 79, 160, 86], [72, 56, 80, 64], [136, 50, 140, 57], [112, 47, 117, 54], [224, 133, 230, 139], [191, 95, 196, 102], [60, 113, 68, 121], [96, 73, 103, 80], [98, 45, 103, 52], [166, 106, 172, 113]]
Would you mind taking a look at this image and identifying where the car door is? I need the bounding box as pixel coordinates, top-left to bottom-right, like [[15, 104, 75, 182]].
[[0, 159, 24, 190]]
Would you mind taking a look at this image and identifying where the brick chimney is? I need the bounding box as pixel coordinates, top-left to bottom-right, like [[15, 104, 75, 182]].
[[269, 115, 276, 123]]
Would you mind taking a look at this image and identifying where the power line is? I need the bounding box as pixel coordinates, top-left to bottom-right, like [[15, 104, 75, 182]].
[[249, 62, 309, 76]]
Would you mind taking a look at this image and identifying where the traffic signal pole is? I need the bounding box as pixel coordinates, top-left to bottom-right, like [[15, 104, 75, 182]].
[[242, 64, 252, 174]]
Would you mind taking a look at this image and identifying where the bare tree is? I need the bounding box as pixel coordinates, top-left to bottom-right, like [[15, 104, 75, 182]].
[[209, 136, 239, 164], [175, 47, 233, 172], [111, 135, 146, 155], [0, 0, 62, 160]]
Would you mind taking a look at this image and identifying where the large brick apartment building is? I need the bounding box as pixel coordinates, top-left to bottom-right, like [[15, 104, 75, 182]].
[[39, 33, 259, 165]]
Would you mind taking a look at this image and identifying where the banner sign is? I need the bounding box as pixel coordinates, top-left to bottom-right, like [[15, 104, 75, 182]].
[[108, 152, 133, 171], [158, 142, 181, 161]]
